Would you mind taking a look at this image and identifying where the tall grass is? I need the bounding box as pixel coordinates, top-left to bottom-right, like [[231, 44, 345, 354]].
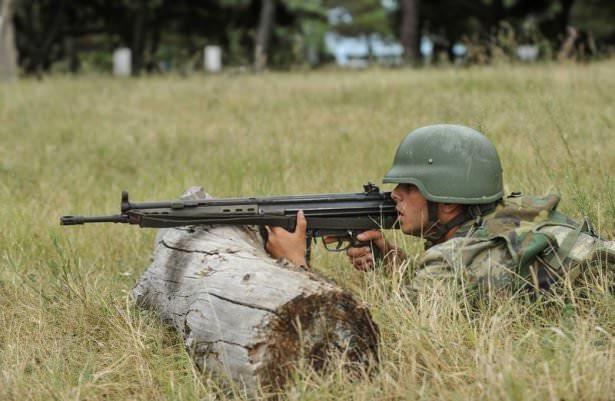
[[1, 61, 614, 400]]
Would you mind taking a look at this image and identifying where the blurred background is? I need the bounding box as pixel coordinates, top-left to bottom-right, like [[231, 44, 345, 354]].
[[0, 0, 614, 79]]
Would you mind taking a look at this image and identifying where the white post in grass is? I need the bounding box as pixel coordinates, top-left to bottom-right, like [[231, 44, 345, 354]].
[[113, 47, 132, 77], [204, 45, 222, 73]]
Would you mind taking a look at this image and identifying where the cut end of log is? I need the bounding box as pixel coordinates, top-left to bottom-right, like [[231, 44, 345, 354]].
[[264, 290, 379, 385]]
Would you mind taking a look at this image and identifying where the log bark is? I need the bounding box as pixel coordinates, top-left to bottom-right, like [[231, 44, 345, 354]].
[[133, 187, 379, 392]]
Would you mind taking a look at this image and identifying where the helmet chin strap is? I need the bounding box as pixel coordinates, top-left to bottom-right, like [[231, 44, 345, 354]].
[[423, 201, 499, 243], [423, 201, 461, 242]]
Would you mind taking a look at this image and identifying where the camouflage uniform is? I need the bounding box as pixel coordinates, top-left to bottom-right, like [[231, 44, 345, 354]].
[[381, 124, 614, 294], [413, 193, 615, 294]]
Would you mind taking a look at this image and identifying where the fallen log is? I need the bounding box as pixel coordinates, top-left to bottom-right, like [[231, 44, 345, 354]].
[[133, 187, 379, 392]]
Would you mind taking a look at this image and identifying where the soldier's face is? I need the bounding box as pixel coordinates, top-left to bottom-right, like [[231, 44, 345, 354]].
[[391, 184, 429, 235]]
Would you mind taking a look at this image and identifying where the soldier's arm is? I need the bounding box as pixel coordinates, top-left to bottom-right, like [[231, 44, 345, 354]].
[[411, 237, 516, 296]]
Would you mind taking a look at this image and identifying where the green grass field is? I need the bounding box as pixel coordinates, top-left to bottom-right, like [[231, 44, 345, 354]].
[[1, 61, 614, 400]]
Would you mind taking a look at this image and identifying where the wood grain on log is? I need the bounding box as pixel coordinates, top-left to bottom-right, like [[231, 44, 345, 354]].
[[133, 187, 379, 392]]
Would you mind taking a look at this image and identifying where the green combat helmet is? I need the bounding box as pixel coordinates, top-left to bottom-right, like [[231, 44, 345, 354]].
[[383, 124, 504, 241]]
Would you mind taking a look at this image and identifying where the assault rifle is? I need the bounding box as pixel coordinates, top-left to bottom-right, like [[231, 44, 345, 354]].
[[60, 183, 398, 261]]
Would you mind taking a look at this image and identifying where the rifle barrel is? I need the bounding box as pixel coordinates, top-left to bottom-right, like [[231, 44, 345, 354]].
[[60, 215, 129, 225]]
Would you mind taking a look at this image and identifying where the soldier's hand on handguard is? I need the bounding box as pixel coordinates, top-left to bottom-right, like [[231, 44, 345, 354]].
[[265, 210, 309, 268]]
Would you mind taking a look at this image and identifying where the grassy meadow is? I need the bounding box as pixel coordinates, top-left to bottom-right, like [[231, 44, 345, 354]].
[[1, 60, 614, 400]]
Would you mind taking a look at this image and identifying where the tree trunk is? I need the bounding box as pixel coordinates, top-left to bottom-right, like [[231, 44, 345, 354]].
[[254, 0, 275, 72], [65, 36, 79, 73], [0, 0, 19, 81], [133, 187, 379, 393], [400, 0, 420, 64], [559, 0, 575, 35], [492, 0, 504, 27], [131, 0, 148, 76], [22, 0, 65, 76]]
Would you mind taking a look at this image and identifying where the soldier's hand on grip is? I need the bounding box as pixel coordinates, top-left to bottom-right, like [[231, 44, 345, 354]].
[[325, 229, 386, 271]]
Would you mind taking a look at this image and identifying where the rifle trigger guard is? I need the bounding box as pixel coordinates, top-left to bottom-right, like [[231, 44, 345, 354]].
[[323, 236, 352, 253]]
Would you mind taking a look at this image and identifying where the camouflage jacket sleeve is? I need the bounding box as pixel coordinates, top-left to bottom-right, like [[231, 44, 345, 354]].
[[411, 237, 516, 294], [537, 225, 615, 270], [411, 226, 615, 295]]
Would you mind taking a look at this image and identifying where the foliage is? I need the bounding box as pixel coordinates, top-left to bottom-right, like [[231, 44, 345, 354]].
[[4, 0, 614, 74], [1, 61, 614, 399], [570, 0, 615, 41]]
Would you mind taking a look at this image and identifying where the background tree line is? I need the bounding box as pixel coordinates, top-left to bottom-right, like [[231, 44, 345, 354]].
[[0, 0, 614, 79]]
